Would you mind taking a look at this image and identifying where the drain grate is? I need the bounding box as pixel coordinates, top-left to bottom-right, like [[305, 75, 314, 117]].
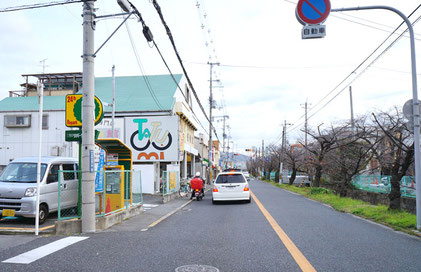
[[175, 265, 219, 272]]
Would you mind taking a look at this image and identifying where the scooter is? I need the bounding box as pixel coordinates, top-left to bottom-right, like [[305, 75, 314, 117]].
[[192, 188, 204, 201]]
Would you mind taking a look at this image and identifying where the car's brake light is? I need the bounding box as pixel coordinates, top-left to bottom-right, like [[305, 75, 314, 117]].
[[244, 184, 249, 191], [213, 185, 218, 192]]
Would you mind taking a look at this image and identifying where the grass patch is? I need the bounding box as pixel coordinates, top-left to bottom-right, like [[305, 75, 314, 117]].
[[260, 179, 418, 235]]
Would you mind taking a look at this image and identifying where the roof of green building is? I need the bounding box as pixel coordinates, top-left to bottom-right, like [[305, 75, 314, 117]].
[[0, 74, 182, 112]]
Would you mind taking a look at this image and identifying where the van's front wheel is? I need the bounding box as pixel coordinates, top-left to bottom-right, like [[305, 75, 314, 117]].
[[38, 204, 49, 225]]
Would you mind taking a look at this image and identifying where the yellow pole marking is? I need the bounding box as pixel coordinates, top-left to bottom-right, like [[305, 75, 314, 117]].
[[0, 224, 55, 231], [250, 190, 317, 272]]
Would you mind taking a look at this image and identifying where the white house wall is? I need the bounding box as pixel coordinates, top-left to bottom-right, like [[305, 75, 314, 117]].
[[0, 111, 74, 166]]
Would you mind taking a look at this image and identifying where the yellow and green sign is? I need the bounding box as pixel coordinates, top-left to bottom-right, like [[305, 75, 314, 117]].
[[65, 94, 104, 127]]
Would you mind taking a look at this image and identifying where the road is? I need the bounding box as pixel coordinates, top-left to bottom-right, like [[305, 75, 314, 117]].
[[0, 178, 420, 272]]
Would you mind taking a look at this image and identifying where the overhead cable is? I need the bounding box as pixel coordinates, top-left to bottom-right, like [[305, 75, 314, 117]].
[[151, 0, 220, 141], [0, 0, 82, 12]]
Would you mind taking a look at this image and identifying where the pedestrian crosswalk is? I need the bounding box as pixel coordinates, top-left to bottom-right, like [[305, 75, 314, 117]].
[[2, 236, 88, 264]]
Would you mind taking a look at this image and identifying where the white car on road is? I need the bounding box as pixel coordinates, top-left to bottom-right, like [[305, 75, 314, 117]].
[[212, 171, 251, 204]]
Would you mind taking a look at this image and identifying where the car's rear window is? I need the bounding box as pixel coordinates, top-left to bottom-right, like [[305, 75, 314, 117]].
[[215, 174, 245, 184]]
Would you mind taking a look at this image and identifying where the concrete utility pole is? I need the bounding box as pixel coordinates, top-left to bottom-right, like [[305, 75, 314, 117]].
[[262, 140, 265, 176], [81, 0, 96, 233], [207, 62, 219, 183], [301, 101, 310, 168], [112, 65, 116, 138], [213, 115, 229, 168], [332, 5, 421, 230], [282, 120, 293, 152], [349, 86, 355, 138]]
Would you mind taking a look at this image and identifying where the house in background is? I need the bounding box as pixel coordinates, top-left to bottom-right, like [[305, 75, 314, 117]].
[[0, 72, 203, 194]]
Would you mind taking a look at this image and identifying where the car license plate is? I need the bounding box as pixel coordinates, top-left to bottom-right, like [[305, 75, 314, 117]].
[[2, 209, 15, 217]]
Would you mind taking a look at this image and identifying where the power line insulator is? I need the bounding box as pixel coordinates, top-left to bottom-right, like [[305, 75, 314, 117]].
[[143, 26, 153, 42]]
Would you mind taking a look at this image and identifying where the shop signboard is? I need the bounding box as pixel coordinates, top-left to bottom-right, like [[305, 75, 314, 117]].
[[125, 116, 179, 162]]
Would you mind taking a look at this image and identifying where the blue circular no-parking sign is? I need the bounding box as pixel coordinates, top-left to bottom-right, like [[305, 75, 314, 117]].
[[296, 0, 331, 25]]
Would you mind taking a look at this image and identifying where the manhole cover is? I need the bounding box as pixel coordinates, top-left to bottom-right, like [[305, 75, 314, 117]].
[[175, 265, 219, 272]]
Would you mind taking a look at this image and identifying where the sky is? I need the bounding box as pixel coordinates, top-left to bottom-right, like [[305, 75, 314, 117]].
[[1, 0, 421, 155]]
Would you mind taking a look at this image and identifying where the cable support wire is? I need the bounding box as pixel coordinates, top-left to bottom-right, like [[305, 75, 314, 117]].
[[124, 22, 163, 110], [151, 0, 220, 141], [285, 4, 421, 135], [0, 0, 83, 12], [151, 40, 214, 138]]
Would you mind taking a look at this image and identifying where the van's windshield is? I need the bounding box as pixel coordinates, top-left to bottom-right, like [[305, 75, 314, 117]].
[[0, 163, 48, 183]]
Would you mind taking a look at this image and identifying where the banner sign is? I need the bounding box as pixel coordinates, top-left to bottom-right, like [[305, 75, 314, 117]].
[[125, 116, 179, 162]]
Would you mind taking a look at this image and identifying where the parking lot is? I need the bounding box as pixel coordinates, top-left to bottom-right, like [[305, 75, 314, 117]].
[[0, 214, 56, 234]]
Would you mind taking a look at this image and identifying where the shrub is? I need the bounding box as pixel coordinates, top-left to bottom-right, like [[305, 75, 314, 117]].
[[309, 187, 332, 195]]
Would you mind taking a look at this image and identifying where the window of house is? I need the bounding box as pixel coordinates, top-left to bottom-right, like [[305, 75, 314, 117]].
[[4, 115, 31, 128], [42, 114, 49, 129]]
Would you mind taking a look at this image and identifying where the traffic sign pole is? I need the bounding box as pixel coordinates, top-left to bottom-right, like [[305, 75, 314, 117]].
[[332, 5, 421, 230]]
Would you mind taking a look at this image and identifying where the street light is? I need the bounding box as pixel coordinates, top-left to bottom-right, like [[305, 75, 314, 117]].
[[332, 5, 421, 230]]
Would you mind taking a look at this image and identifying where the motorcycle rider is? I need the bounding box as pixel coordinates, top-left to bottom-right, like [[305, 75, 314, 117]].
[[190, 172, 205, 199]]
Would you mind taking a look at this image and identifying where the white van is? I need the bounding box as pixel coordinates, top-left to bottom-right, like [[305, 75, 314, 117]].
[[0, 157, 78, 224]]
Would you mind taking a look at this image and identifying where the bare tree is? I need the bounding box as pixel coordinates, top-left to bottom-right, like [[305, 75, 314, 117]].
[[283, 144, 306, 185], [324, 117, 376, 196], [371, 108, 414, 210], [303, 124, 346, 187]]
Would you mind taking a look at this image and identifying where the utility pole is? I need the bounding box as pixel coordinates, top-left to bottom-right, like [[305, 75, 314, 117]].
[[262, 140, 265, 177], [207, 62, 219, 183], [39, 59, 48, 74], [349, 86, 355, 138], [282, 120, 293, 152], [81, 0, 96, 233], [301, 101, 310, 168], [112, 65, 116, 138], [213, 115, 229, 169]]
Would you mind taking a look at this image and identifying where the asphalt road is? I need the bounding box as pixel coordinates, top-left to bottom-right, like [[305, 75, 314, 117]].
[[0, 177, 420, 272]]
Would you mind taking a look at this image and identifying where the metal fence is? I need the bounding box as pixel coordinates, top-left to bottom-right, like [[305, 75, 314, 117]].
[[352, 175, 416, 198], [58, 169, 143, 221], [161, 170, 180, 196]]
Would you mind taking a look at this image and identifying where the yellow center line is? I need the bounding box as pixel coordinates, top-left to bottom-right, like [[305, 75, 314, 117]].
[[250, 190, 317, 272]]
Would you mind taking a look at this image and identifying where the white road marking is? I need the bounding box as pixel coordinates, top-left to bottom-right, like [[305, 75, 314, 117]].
[[143, 204, 159, 208], [2, 236, 88, 264]]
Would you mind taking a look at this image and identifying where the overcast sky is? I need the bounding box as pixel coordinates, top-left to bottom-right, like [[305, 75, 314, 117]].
[[1, 0, 421, 154]]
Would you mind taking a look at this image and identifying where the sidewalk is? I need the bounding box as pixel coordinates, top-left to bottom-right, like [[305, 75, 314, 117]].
[[0, 186, 210, 235], [104, 185, 210, 232], [104, 194, 193, 232]]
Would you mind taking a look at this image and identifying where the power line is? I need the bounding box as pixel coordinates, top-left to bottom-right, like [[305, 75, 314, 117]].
[[124, 22, 163, 110], [0, 0, 82, 12], [187, 61, 351, 70], [151, 0, 220, 141]]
